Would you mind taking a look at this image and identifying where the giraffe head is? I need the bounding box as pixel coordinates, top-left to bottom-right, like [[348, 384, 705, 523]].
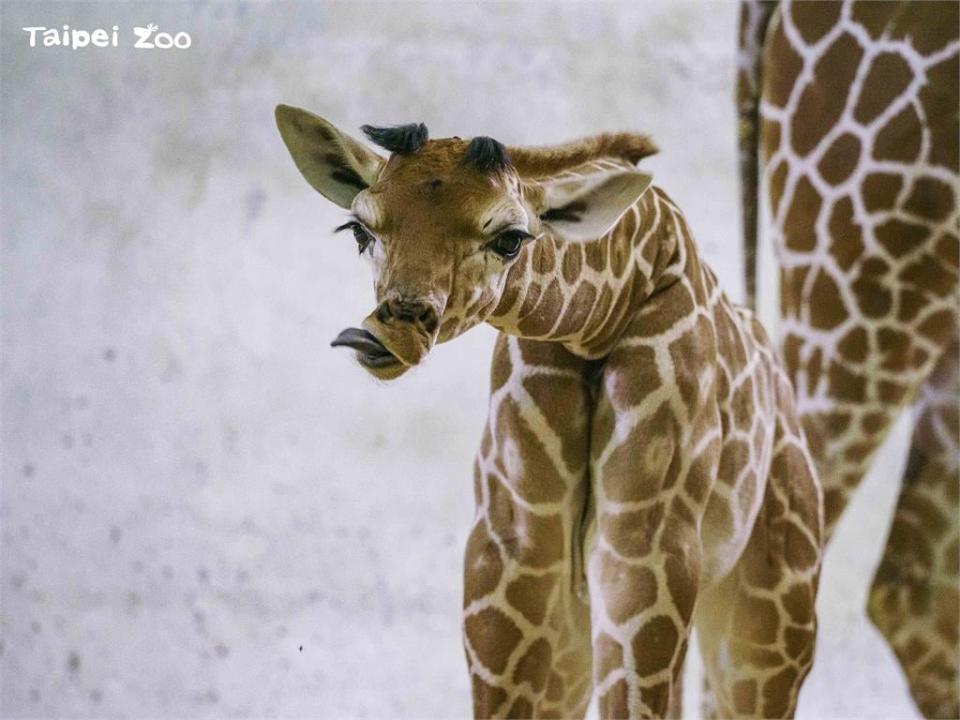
[[276, 104, 655, 379]]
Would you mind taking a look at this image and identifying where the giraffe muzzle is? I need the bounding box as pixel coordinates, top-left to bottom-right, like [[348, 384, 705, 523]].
[[330, 327, 401, 369]]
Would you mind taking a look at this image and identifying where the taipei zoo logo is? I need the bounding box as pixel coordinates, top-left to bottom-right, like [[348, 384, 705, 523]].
[[22, 24, 191, 50]]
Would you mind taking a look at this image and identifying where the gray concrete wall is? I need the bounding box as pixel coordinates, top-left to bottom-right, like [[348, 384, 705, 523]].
[[1, 2, 915, 718]]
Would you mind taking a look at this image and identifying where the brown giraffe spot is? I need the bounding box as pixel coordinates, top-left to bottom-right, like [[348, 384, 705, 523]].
[[784, 627, 815, 661], [818, 133, 861, 185], [853, 52, 914, 125], [878, 327, 911, 371], [463, 521, 504, 605], [900, 254, 957, 298], [792, 33, 863, 156], [471, 673, 508, 716], [897, 288, 927, 322], [521, 374, 589, 474], [735, 595, 779, 644], [730, 640, 783, 667], [920, 56, 960, 172], [876, 219, 930, 258], [733, 679, 758, 715], [873, 105, 923, 163], [717, 437, 750, 488], [639, 682, 670, 716], [487, 475, 565, 568], [904, 177, 955, 222], [636, 282, 695, 337], [518, 278, 563, 336], [918, 309, 956, 342], [731, 376, 756, 429], [828, 361, 867, 403], [532, 239, 556, 275], [768, 160, 790, 217], [602, 402, 678, 503], [934, 231, 959, 267], [808, 270, 847, 329], [837, 325, 868, 363], [608, 344, 660, 408], [505, 573, 557, 626], [826, 410, 851, 435], [828, 196, 865, 271], [851, 1, 892, 39], [762, 118, 781, 157], [784, 176, 822, 251], [561, 244, 583, 285], [790, 0, 841, 43], [785, 584, 814, 626], [517, 281, 542, 319], [781, 333, 804, 375], [876, 379, 908, 405], [594, 632, 624, 681], [890, 0, 959, 54], [763, 21, 804, 109], [490, 339, 512, 392], [762, 666, 799, 717], [506, 698, 533, 718], [600, 502, 664, 559], [544, 671, 563, 702], [584, 237, 607, 273], [465, 607, 523, 675], [664, 553, 698, 624], [555, 283, 598, 339], [670, 318, 718, 411], [513, 638, 552, 693], [494, 396, 568, 503], [851, 274, 893, 319], [597, 550, 658, 624], [862, 173, 904, 213], [683, 442, 717, 503], [598, 678, 629, 719], [632, 615, 679, 677], [785, 522, 819, 571], [861, 411, 889, 434]]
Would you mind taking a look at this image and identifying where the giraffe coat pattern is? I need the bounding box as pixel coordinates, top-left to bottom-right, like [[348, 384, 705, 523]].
[[738, 2, 959, 716]]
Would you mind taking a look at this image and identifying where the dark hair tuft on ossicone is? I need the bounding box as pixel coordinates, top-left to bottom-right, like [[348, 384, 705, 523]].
[[361, 123, 429, 154], [463, 136, 512, 173]]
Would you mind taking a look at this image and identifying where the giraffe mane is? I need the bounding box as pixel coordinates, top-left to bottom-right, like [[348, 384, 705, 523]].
[[506, 132, 658, 179]]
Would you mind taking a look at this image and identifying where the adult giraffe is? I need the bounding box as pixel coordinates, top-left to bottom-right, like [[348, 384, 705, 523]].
[[738, 1, 959, 717], [275, 106, 823, 717]]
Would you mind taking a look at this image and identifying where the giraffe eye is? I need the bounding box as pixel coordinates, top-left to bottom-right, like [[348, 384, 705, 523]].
[[334, 221, 375, 255], [489, 229, 532, 259]]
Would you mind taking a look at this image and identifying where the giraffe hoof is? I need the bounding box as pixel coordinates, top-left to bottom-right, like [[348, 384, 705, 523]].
[[331, 327, 400, 368]]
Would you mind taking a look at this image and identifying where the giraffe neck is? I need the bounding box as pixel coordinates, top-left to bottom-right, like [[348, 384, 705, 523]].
[[487, 187, 693, 358]]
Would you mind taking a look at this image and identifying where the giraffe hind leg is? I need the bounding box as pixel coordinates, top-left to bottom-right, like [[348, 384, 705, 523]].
[[867, 337, 960, 719], [695, 422, 823, 718]]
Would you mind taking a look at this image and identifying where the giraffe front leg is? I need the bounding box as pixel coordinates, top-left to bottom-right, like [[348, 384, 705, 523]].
[[464, 335, 595, 719], [587, 349, 707, 718]]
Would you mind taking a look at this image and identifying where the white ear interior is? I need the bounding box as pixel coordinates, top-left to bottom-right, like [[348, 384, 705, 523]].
[[540, 171, 653, 242]]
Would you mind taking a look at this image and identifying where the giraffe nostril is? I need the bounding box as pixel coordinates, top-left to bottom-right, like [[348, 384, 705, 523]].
[[418, 307, 439, 334]]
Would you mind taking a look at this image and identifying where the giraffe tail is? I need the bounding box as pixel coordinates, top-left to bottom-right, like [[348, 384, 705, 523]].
[[735, 0, 778, 311]]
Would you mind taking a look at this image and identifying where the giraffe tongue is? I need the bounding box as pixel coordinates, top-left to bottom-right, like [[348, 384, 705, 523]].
[[331, 327, 398, 366]]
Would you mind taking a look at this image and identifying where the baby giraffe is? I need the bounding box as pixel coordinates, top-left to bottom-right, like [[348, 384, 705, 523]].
[[276, 105, 823, 719]]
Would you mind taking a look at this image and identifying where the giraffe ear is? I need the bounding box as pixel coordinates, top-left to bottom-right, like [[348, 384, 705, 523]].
[[538, 170, 653, 242], [275, 104, 386, 208]]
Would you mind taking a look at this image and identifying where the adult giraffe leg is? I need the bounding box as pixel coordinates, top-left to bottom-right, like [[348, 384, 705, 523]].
[[696, 409, 822, 719], [464, 334, 595, 718], [868, 336, 960, 719]]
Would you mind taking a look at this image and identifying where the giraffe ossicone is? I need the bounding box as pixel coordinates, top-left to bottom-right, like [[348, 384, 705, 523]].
[[277, 103, 824, 718]]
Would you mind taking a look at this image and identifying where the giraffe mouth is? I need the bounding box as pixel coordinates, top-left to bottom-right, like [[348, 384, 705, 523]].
[[331, 327, 401, 369]]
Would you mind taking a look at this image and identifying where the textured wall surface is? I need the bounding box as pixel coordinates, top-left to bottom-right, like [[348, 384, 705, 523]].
[[1, 2, 916, 718]]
